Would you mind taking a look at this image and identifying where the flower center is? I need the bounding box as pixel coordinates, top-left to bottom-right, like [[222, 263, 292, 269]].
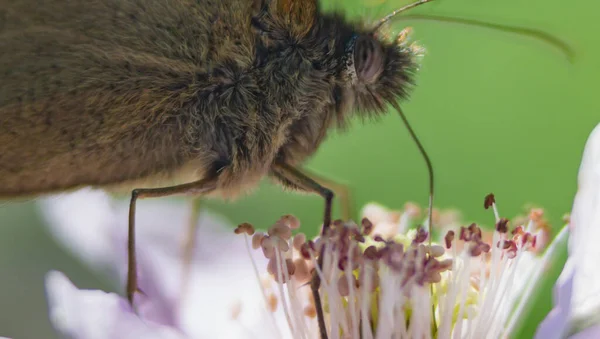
[[234, 193, 560, 339]]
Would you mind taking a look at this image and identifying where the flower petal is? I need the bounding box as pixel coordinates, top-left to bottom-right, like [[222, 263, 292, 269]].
[[40, 189, 181, 327], [534, 260, 575, 339], [40, 189, 279, 337], [178, 227, 286, 339], [569, 123, 600, 321], [109, 200, 287, 338], [535, 123, 600, 338], [570, 325, 600, 339], [44, 270, 186, 339], [108, 197, 278, 335], [40, 188, 118, 271]]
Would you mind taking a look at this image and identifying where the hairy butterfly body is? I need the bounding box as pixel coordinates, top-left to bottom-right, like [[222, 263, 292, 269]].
[[0, 0, 415, 199]]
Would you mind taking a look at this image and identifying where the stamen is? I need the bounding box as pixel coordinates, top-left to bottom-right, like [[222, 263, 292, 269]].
[[239, 229, 282, 338], [279, 215, 301, 230], [252, 233, 265, 250], [345, 242, 360, 338], [267, 293, 278, 312], [293, 233, 306, 251], [360, 261, 375, 339], [293, 258, 311, 285], [361, 218, 374, 235], [496, 218, 509, 233], [272, 238, 294, 334], [235, 194, 563, 338], [484, 193, 496, 209], [234, 222, 255, 235], [444, 230, 455, 249]]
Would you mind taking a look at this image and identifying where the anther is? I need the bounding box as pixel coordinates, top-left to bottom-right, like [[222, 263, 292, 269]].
[[484, 193, 496, 209]]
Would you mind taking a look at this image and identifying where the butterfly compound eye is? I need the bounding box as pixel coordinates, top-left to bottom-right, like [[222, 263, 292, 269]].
[[354, 36, 384, 84]]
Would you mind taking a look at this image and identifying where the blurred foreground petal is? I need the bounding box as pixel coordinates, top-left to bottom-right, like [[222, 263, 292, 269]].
[[40, 190, 280, 338], [40, 188, 117, 270], [569, 123, 600, 324], [535, 123, 600, 338], [534, 261, 575, 339], [45, 271, 185, 339], [570, 325, 600, 339]]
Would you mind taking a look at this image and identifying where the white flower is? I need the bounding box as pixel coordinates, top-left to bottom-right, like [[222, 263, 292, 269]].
[[40, 188, 286, 339], [535, 123, 600, 339], [238, 197, 568, 339], [40, 186, 573, 339]]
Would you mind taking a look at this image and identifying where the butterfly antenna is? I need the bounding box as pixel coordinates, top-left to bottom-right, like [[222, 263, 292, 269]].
[[372, 0, 573, 61], [372, 0, 434, 32], [388, 14, 575, 62]]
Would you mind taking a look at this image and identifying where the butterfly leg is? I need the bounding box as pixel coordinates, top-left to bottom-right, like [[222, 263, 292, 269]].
[[127, 178, 217, 306], [299, 167, 353, 221], [271, 162, 334, 339]]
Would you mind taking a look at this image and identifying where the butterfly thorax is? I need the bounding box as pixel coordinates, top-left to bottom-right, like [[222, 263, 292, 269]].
[[183, 2, 419, 197]]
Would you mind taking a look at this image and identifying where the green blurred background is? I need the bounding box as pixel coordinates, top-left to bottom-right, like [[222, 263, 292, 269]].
[[0, 0, 597, 337]]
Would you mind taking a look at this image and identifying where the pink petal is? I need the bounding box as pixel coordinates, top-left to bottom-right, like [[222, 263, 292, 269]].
[[40, 189, 279, 337], [570, 325, 600, 339], [40, 188, 118, 270], [536, 123, 600, 338], [534, 261, 575, 339], [569, 123, 600, 320], [44, 271, 186, 339]]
